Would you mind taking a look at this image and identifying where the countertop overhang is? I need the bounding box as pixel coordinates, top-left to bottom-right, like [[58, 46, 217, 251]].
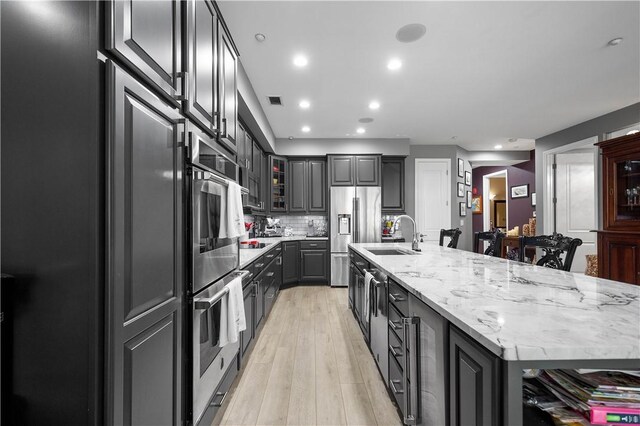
[[349, 242, 640, 362]]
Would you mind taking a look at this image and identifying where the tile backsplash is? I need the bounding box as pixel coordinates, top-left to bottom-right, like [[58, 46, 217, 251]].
[[244, 214, 328, 236]]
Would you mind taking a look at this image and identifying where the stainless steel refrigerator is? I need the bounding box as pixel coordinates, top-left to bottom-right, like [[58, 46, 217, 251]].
[[330, 186, 381, 286]]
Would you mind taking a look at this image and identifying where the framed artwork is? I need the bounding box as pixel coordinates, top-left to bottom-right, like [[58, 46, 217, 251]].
[[465, 171, 471, 186], [531, 192, 536, 206], [459, 202, 466, 217], [511, 184, 529, 199], [466, 191, 472, 208], [457, 182, 465, 197], [471, 195, 482, 214], [457, 158, 464, 177]]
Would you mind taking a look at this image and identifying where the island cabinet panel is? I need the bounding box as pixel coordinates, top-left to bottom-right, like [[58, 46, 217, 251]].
[[355, 155, 381, 186], [107, 0, 183, 104], [282, 241, 300, 284], [329, 155, 356, 186], [106, 61, 183, 425], [449, 326, 501, 426], [288, 160, 308, 212], [382, 157, 405, 212]]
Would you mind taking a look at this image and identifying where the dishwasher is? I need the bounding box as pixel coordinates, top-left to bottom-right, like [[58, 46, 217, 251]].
[[364, 268, 389, 384]]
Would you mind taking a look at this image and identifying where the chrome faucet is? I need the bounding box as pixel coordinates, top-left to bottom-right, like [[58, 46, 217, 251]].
[[392, 215, 421, 252]]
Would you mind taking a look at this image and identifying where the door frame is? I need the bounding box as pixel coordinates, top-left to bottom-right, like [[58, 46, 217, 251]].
[[482, 170, 508, 232], [414, 158, 451, 235], [542, 136, 599, 234]]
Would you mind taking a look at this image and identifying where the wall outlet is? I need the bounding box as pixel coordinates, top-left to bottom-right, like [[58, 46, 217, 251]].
[[460, 219, 464, 226]]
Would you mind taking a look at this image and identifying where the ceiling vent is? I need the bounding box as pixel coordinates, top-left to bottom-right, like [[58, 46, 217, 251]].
[[267, 96, 283, 106]]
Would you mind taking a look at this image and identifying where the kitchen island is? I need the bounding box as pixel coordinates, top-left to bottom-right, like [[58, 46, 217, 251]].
[[348, 242, 640, 425]]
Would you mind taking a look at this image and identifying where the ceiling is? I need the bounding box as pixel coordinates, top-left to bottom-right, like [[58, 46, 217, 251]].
[[218, 1, 640, 151]]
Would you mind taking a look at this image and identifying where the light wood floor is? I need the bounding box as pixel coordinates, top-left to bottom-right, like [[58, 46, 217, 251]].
[[218, 285, 401, 426]]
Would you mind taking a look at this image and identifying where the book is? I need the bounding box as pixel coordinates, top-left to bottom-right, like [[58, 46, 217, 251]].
[[590, 405, 640, 425]]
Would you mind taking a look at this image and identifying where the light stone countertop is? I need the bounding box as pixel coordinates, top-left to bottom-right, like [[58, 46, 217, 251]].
[[239, 235, 328, 269], [349, 242, 640, 362]]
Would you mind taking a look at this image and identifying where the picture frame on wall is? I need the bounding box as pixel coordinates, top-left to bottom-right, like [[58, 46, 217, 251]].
[[466, 191, 472, 208], [531, 192, 536, 206], [510, 184, 529, 199], [457, 182, 464, 197], [465, 171, 471, 186], [459, 202, 466, 217], [471, 195, 482, 214], [457, 158, 464, 177]]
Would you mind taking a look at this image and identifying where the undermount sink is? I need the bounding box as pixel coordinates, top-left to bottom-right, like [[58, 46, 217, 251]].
[[367, 248, 420, 256]]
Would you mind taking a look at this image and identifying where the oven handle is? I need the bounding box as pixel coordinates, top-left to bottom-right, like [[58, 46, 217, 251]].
[[194, 270, 250, 310]]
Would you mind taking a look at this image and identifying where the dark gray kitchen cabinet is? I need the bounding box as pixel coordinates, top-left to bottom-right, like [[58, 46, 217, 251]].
[[218, 26, 238, 153], [282, 241, 299, 284], [329, 155, 356, 186], [329, 155, 381, 186], [299, 249, 328, 282], [289, 160, 308, 212], [269, 156, 288, 212], [355, 155, 381, 186], [184, 0, 218, 136], [252, 139, 262, 175], [308, 159, 327, 212], [106, 61, 183, 425], [449, 326, 501, 426], [107, 0, 183, 104], [240, 281, 256, 361], [382, 157, 405, 213], [237, 124, 248, 168], [253, 258, 266, 331]]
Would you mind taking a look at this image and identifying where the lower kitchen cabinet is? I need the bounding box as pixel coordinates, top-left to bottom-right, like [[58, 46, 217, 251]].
[[299, 250, 328, 282], [282, 241, 299, 284], [240, 281, 256, 361], [449, 325, 502, 426]]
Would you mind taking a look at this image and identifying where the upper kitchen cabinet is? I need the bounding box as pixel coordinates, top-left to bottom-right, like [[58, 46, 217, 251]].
[[269, 155, 287, 212], [286, 158, 327, 214], [329, 155, 381, 186], [217, 25, 238, 153], [381, 157, 405, 213], [288, 160, 307, 212], [308, 159, 327, 212], [106, 0, 183, 105], [183, 0, 218, 136]]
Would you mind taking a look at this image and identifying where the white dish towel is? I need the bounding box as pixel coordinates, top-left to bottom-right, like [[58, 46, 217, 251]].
[[364, 271, 374, 323], [218, 275, 246, 347], [219, 181, 245, 239]]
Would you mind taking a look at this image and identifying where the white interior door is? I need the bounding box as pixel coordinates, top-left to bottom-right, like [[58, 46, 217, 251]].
[[415, 159, 450, 241], [554, 150, 597, 273]]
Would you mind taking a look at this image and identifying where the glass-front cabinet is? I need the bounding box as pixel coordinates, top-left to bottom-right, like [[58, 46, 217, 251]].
[[616, 159, 640, 222], [269, 155, 287, 212]]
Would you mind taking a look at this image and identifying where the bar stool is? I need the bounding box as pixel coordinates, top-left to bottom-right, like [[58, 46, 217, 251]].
[[518, 233, 583, 271], [473, 230, 504, 257], [439, 228, 462, 249]]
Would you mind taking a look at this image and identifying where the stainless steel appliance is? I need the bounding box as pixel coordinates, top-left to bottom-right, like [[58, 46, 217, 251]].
[[363, 268, 388, 384], [330, 187, 381, 286], [191, 270, 249, 426]]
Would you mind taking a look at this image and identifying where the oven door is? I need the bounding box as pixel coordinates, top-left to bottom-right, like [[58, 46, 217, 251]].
[[192, 274, 244, 425], [192, 170, 239, 294]]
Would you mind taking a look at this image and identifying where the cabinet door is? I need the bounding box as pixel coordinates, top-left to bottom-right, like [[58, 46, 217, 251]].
[[252, 140, 262, 176], [382, 157, 405, 212], [107, 0, 182, 104], [184, 0, 218, 136], [289, 160, 308, 212], [269, 156, 287, 212], [449, 326, 501, 426], [348, 263, 356, 308], [218, 26, 238, 153], [240, 283, 255, 360], [598, 232, 640, 284], [355, 155, 381, 186], [237, 124, 247, 168], [308, 160, 327, 212], [330, 155, 355, 186], [255, 278, 264, 330], [106, 61, 183, 425], [299, 250, 328, 282], [282, 242, 299, 284]]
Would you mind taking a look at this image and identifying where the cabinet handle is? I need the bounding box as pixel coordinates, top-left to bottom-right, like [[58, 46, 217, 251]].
[[266, 253, 275, 259], [308, 243, 318, 247], [389, 345, 403, 358], [355, 261, 365, 267], [388, 320, 402, 331], [390, 380, 404, 395], [222, 118, 227, 137], [255, 263, 265, 268], [276, 247, 282, 252], [211, 391, 228, 407], [402, 317, 420, 425], [266, 272, 275, 277], [389, 293, 406, 303]]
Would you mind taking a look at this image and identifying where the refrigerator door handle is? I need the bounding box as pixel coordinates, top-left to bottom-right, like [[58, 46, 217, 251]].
[[353, 197, 360, 243]]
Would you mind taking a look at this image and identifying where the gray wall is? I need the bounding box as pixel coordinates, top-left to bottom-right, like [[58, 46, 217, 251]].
[[535, 102, 640, 233], [237, 60, 277, 152], [404, 145, 473, 251], [276, 138, 410, 156]]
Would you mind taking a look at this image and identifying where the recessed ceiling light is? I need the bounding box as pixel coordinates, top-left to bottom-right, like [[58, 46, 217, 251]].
[[358, 117, 374, 123], [288, 136, 294, 140], [494, 144, 503, 150], [387, 58, 402, 71], [627, 130, 639, 135], [255, 33, 266, 42], [451, 136, 457, 140], [508, 138, 518, 142], [293, 55, 308, 67], [608, 37, 623, 46], [396, 23, 427, 43], [356, 127, 366, 134], [299, 100, 310, 109], [369, 101, 380, 110], [301, 126, 310, 133]]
